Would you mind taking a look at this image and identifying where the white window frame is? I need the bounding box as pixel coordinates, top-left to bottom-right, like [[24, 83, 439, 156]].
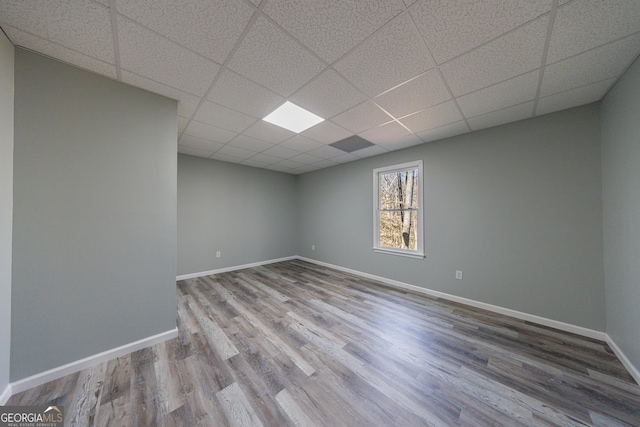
[[373, 160, 424, 259]]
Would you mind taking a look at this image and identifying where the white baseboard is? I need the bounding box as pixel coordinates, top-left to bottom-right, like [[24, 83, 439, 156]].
[[0, 383, 11, 405], [176, 256, 297, 281], [296, 257, 608, 341], [605, 335, 640, 385], [9, 328, 178, 396]]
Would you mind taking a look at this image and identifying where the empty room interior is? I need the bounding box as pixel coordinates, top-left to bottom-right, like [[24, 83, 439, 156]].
[[1, 0, 640, 425]]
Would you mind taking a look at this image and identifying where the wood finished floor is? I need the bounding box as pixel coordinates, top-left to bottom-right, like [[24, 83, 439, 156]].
[[8, 259, 640, 426]]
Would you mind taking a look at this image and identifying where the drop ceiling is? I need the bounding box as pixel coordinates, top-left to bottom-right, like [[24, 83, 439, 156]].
[[1, 0, 639, 174]]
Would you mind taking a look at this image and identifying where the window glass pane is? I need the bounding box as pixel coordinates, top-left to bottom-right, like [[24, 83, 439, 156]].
[[378, 210, 417, 250], [378, 169, 419, 210]]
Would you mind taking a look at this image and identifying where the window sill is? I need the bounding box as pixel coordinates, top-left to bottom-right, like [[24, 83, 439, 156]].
[[373, 247, 425, 259]]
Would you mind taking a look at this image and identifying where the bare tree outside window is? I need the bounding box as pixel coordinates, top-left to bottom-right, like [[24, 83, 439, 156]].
[[374, 161, 424, 258]]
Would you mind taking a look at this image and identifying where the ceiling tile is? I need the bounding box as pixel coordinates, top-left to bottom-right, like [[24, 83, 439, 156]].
[[331, 153, 360, 163], [301, 121, 352, 144], [311, 159, 339, 169], [307, 145, 345, 160], [0, 0, 114, 63], [116, 0, 253, 64], [331, 101, 394, 134], [207, 69, 284, 119], [261, 145, 301, 159], [334, 13, 434, 97], [262, 0, 404, 63], [179, 134, 224, 152], [541, 34, 640, 97], [240, 158, 273, 168], [290, 69, 367, 119], [242, 120, 296, 144], [4, 26, 116, 78], [457, 70, 540, 118], [178, 145, 215, 158], [417, 121, 470, 143], [243, 153, 282, 165], [193, 100, 256, 133], [440, 17, 548, 96], [121, 71, 201, 118], [536, 79, 615, 116], [227, 135, 275, 152], [410, 0, 550, 64], [399, 101, 463, 133], [227, 16, 325, 96], [547, 0, 640, 63], [216, 144, 257, 160], [359, 122, 423, 148], [278, 135, 324, 152], [210, 152, 248, 163], [467, 101, 534, 131], [290, 153, 322, 165], [352, 145, 389, 159], [271, 159, 306, 169], [118, 18, 220, 97], [183, 120, 237, 144], [374, 69, 451, 118]]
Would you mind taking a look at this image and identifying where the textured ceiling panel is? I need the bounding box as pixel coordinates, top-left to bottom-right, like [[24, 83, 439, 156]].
[[441, 17, 548, 96], [278, 135, 324, 153], [193, 101, 256, 133], [537, 79, 615, 116], [331, 101, 393, 134], [116, 0, 254, 63], [457, 70, 539, 118], [410, 0, 550, 64], [263, 0, 404, 63], [118, 18, 220, 96], [207, 69, 284, 119], [242, 120, 296, 144], [374, 69, 451, 118], [417, 121, 470, 144], [290, 69, 367, 119], [541, 34, 640, 97], [399, 101, 463, 134], [3, 0, 639, 174], [547, 0, 640, 63], [0, 0, 115, 63], [300, 121, 352, 144], [359, 122, 422, 148], [183, 120, 237, 144], [227, 16, 325, 97], [227, 135, 275, 153], [467, 101, 534, 131], [334, 13, 434, 97]]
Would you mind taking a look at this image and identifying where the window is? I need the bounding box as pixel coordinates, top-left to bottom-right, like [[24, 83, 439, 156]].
[[373, 160, 424, 258]]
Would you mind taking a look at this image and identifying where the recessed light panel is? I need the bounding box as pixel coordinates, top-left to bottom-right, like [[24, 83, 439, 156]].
[[263, 101, 324, 133]]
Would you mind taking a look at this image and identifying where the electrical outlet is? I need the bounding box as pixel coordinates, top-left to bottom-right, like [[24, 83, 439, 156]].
[[311, 245, 315, 251], [216, 251, 221, 258], [455, 270, 463, 280]]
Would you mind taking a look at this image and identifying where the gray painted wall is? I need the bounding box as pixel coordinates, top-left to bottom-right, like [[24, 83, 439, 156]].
[[0, 31, 14, 395], [177, 154, 297, 276], [11, 50, 177, 381], [298, 105, 605, 330], [601, 57, 640, 370]]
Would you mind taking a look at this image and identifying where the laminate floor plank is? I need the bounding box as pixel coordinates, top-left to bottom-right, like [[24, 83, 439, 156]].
[[7, 259, 640, 426]]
